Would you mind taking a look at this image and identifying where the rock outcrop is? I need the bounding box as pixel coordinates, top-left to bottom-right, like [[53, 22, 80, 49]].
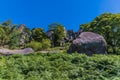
[[18, 24, 25, 32], [0, 48, 34, 55], [18, 24, 30, 46], [68, 32, 107, 55]]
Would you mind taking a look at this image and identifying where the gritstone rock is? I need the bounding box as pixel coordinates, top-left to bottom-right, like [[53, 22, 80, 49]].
[[68, 32, 107, 55], [0, 48, 34, 55]]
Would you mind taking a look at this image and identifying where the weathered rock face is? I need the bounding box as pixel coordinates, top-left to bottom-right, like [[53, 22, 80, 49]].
[[67, 30, 77, 41], [18, 24, 25, 32], [0, 48, 34, 55], [67, 29, 82, 41], [68, 32, 107, 55], [18, 24, 30, 46]]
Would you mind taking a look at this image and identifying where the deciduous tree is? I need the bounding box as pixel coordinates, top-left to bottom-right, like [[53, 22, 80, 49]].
[[80, 13, 120, 54]]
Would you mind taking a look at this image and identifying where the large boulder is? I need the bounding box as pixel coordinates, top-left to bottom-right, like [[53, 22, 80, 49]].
[[68, 32, 107, 55]]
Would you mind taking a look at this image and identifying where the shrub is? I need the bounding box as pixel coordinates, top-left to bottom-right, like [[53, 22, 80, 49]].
[[41, 39, 51, 50], [26, 41, 42, 51], [26, 39, 51, 51], [0, 53, 120, 80]]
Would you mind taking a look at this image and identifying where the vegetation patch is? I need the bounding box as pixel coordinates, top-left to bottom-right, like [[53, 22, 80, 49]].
[[0, 53, 119, 80]]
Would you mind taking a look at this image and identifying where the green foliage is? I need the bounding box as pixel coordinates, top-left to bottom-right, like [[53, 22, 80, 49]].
[[80, 13, 120, 54], [32, 28, 47, 42], [41, 39, 51, 50], [26, 41, 42, 51], [48, 23, 63, 30], [26, 39, 51, 51], [0, 20, 19, 48], [0, 27, 6, 46], [2, 19, 12, 26], [8, 30, 21, 49], [0, 53, 120, 80], [48, 23, 66, 46]]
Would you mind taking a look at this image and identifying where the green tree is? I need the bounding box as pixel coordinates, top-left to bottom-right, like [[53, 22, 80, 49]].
[[32, 28, 47, 42], [0, 20, 18, 48], [48, 23, 66, 47], [8, 30, 21, 49], [80, 13, 120, 54], [26, 41, 42, 51], [0, 27, 6, 47], [41, 39, 51, 50], [2, 19, 12, 26]]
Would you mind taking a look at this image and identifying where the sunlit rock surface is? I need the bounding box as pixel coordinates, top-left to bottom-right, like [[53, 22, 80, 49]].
[[0, 48, 34, 55], [68, 32, 107, 55]]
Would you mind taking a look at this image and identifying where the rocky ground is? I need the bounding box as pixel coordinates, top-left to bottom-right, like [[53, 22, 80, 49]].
[[0, 48, 34, 55]]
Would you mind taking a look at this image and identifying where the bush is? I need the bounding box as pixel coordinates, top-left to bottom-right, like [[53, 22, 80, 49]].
[[26, 39, 51, 51], [41, 39, 51, 50], [26, 41, 42, 51], [0, 53, 120, 80]]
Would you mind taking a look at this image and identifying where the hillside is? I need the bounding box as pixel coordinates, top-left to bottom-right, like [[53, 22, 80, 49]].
[[0, 53, 120, 80]]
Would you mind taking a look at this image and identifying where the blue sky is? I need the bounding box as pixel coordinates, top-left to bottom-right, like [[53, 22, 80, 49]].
[[0, 0, 120, 31]]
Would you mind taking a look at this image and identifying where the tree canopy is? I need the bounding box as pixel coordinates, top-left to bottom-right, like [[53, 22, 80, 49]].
[[80, 13, 120, 54], [48, 23, 66, 46], [1, 13, 120, 54]]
